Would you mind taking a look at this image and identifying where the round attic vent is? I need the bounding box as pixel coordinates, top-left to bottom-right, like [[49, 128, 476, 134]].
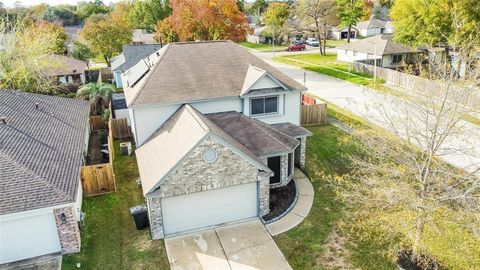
[[203, 149, 218, 163]]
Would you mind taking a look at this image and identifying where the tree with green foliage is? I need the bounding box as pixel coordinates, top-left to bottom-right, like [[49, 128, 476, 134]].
[[336, 0, 363, 43], [263, 2, 290, 46], [43, 5, 79, 26], [391, 0, 480, 49], [71, 41, 93, 62], [76, 82, 116, 115], [0, 19, 64, 93], [81, 15, 132, 65], [77, 0, 110, 20], [36, 20, 68, 54], [249, 0, 268, 24], [126, 0, 171, 32]]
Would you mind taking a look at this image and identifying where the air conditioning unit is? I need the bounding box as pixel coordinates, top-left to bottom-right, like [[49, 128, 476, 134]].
[[120, 142, 132, 155]]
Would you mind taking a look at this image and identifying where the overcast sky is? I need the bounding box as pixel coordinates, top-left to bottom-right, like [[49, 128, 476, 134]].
[[3, 0, 122, 8]]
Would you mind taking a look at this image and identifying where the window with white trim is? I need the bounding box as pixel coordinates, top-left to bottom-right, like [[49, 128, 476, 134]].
[[251, 96, 278, 115]]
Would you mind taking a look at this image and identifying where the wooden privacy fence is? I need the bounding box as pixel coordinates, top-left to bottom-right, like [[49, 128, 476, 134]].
[[301, 102, 327, 126], [110, 118, 133, 139], [81, 163, 116, 196], [89, 116, 105, 130], [81, 122, 116, 196]]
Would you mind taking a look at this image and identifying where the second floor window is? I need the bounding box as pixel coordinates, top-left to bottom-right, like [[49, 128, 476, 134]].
[[251, 96, 278, 115]]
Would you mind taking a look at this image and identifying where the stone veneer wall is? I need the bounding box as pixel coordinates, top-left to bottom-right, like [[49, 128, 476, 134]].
[[147, 136, 269, 239], [258, 172, 271, 216], [53, 206, 80, 254], [294, 137, 307, 168]]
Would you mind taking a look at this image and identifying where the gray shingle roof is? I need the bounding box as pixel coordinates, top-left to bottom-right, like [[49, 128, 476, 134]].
[[45, 55, 88, 77], [271, 122, 312, 138], [356, 19, 387, 30], [125, 41, 306, 106], [0, 90, 90, 215], [206, 111, 300, 157], [136, 105, 271, 195], [112, 44, 162, 72], [337, 34, 420, 55]]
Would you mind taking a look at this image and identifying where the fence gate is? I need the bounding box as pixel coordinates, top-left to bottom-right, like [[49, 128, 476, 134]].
[[81, 163, 116, 196]]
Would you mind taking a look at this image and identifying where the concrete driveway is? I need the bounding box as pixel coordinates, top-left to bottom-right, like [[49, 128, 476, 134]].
[[164, 219, 292, 270]]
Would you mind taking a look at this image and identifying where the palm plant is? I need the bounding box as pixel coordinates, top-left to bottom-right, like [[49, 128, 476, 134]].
[[76, 83, 116, 116]]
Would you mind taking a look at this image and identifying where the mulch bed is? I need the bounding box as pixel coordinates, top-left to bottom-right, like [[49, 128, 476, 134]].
[[262, 180, 296, 222]]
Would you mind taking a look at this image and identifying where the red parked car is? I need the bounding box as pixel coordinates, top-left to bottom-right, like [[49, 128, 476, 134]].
[[286, 43, 306, 51]]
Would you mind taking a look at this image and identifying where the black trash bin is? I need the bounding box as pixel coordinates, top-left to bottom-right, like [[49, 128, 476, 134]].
[[130, 205, 149, 230]]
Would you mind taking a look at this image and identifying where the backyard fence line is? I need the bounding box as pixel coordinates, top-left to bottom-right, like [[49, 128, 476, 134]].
[[301, 102, 327, 126], [89, 116, 105, 130], [81, 108, 117, 196], [353, 61, 480, 109], [81, 163, 116, 196], [110, 118, 133, 139]]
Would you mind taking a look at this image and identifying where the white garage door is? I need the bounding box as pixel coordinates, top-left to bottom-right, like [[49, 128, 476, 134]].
[[162, 182, 258, 236], [0, 211, 61, 264]]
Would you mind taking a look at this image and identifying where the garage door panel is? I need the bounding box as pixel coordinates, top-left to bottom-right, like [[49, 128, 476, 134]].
[[0, 212, 61, 264], [162, 183, 258, 235]]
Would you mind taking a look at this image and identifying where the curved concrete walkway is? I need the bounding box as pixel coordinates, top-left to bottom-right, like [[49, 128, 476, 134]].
[[266, 168, 314, 236]]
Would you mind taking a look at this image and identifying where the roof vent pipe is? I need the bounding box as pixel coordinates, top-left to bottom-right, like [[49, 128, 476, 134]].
[[35, 103, 39, 109], [0, 117, 7, 125]]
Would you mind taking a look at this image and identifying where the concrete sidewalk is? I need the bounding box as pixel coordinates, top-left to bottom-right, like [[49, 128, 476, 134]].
[[165, 220, 292, 270], [252, 51, 480, 175], [266, 168, 314, 236]]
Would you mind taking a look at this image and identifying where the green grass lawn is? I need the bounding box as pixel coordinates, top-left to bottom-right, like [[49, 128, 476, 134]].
[[275, 123, 395, 269], [62, 141, 170, 270], [238, 41, 286, 52], [325, 39, 347, 48], [273, 53, 384, 87]]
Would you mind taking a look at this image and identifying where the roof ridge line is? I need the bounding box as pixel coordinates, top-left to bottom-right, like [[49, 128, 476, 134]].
[[184, 104, 210, 132], [130, 44, 171, 105]]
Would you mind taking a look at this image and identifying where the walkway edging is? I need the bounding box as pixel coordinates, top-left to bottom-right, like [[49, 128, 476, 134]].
[[266, 168, 315, 236]]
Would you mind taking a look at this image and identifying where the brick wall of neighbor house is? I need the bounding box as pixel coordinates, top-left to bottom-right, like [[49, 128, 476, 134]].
[[53, 206, 80, 254], [147, 136, 269, 240]]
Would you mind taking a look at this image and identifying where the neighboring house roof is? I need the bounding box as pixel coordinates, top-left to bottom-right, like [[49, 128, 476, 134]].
[[356, 19, 387, 30], [0, 90, 90, 215], [111, 93, 127, 110], [45, 54, 88, 77], [132, 29, 156, 44], [111, 44, 162, 72], [337, 34, 420, 55], [136, 105, 271, 195], [124, 41, 306, 106], [385, 21, 395, 30], [331, 25, 359, 32], [206, 111, 300, 157]]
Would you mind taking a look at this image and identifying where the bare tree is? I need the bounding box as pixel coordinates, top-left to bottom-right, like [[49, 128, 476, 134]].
[[333, 32, 480, 267], [296, 0, 338, 55]]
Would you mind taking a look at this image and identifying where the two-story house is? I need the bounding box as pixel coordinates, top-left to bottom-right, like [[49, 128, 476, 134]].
[[122, 41, 311, 239]]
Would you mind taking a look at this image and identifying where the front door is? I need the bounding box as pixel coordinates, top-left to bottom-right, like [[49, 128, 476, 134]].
[[267, 156, 281, 184]]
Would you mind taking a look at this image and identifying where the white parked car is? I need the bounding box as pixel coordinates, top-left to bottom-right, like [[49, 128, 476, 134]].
[[306, 38, 320, 47]]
